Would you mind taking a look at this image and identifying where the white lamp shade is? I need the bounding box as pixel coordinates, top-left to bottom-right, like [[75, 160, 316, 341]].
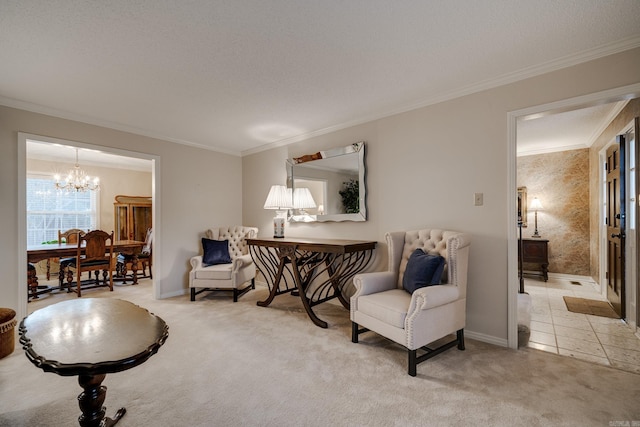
[[264, 185, 293, 209], [530, 197, 544, 211], [293, 188, 316, 209]]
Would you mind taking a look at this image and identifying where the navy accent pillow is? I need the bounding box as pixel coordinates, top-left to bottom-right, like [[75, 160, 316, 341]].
[[202, 238, 232, 266], [402, 249, 446, 293]]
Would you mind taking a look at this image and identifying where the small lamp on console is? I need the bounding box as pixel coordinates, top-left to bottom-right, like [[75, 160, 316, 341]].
[[530, 197, 544, 238], [264, 185, 293, 238]]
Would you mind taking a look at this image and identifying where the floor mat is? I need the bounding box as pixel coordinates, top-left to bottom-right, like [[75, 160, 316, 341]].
[[563, 296, 619, 319]]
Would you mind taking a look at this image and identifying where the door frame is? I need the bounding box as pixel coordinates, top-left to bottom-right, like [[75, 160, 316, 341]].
[[603, 137, 626, 318], [507, 82, 640, 349], [600, 119, 640, 329], [17, 132, 162, 321], [598, 127, 639, 320]]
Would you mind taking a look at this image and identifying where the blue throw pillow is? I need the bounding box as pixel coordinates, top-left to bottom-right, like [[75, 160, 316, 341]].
[[402, 249, 446, 293], [202, 238, 232, 266]]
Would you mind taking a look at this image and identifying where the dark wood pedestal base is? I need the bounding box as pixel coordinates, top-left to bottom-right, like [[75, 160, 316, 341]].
[[78, 374, 126, 427]]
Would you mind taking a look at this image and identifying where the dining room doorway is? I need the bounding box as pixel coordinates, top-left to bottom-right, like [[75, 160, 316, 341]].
[[17, 132, 161, 319]]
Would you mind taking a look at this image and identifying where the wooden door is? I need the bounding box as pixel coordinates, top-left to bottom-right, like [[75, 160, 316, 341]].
[[606, 137, 625, 318]]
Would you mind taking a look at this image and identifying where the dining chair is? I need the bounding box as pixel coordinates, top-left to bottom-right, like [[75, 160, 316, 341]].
[[116, 228, 153, 282], [27, 263, 39, 301], [57, 229, 88, 289], [72, 230, 114, 297]]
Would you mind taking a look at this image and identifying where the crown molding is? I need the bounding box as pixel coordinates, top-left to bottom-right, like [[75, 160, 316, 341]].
[[0, 96, 242, 157], [517, 99, 631, 157], [584, 100, 630, 147], [244, 36, 640, 156], [517, 143, 589, 157]]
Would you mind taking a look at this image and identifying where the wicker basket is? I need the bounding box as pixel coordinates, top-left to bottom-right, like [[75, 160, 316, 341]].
[[0, 308, 17, 359]]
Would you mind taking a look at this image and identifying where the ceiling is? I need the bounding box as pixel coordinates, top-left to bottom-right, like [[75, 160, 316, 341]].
[[2, 1, 640, 157], [26, 139, 153, 171], [517, 100, 630, 156]]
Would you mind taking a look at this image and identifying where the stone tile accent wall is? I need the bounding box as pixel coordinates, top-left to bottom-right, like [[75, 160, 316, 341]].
[[518, 149, 590, 275]]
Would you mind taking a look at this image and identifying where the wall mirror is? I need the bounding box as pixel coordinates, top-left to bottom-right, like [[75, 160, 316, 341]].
[[287, 141, 366, 222]]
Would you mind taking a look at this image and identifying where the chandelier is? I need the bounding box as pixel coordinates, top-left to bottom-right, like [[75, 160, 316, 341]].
[[54, 148, 100, 192]]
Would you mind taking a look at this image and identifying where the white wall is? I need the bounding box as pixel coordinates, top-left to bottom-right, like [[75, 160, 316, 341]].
[[1, 106, 243, 317], [242, 47, 640, 344]]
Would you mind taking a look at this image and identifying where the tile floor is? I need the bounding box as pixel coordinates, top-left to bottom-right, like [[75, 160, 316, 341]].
[[524, 276, 640, 374]]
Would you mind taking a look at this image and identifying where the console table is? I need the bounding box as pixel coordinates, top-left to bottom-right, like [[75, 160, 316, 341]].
[[247, 237, 376, 328], [19, 298, 169, 427], [519, 238, 549, 281]]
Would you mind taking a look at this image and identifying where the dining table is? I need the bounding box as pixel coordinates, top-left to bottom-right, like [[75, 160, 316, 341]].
[[27, 240, 145, 300]]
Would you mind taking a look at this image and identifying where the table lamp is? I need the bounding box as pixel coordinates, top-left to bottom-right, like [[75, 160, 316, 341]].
[[530, 197, 544, 238], [264, 185, 293, 238]]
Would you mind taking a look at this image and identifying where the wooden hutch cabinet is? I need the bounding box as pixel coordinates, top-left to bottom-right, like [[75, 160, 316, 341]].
[[114, 195, 152, 242]]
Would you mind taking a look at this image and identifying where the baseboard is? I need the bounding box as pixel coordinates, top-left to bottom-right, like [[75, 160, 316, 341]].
[[546, 272, 597, 284], [164, 282, 269, 300], [465, 330, 508, 348], [160, 289, 187, 299], [523, 271, 599, 290], [254, 279, 509, 348], [522, 270, 596, 282]]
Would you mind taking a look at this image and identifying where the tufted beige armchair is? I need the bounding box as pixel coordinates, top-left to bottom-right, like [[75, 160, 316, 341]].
[[351, 229, 471, 376], [189, 226, 258, 302]]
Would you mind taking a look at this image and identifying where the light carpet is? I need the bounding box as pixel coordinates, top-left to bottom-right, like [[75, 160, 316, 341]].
[[1, 281, 639, 426]]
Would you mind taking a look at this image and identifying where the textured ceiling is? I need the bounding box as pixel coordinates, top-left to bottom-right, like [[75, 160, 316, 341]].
[[26, 139, 152, 172], [517, 101, 630, 156], [2, 1, 640, 156]]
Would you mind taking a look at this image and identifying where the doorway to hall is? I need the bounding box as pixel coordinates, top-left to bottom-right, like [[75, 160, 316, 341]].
[[510, 89, 640, 374]]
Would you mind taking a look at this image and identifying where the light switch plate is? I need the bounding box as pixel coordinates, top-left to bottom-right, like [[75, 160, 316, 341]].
[[474, 192, 483, 206]]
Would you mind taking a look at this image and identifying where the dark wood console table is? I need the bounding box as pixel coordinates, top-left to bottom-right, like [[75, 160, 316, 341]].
[[19, 298, 169, 426], [519, 238, 549, 281], [247, 237, 376, 328]]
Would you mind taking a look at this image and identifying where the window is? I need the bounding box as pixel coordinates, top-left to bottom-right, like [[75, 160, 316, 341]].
[[26, 173, 99, 246]]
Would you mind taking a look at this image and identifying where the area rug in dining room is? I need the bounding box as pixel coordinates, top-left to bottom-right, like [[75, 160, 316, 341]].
[[562, 296, 619, 319]]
